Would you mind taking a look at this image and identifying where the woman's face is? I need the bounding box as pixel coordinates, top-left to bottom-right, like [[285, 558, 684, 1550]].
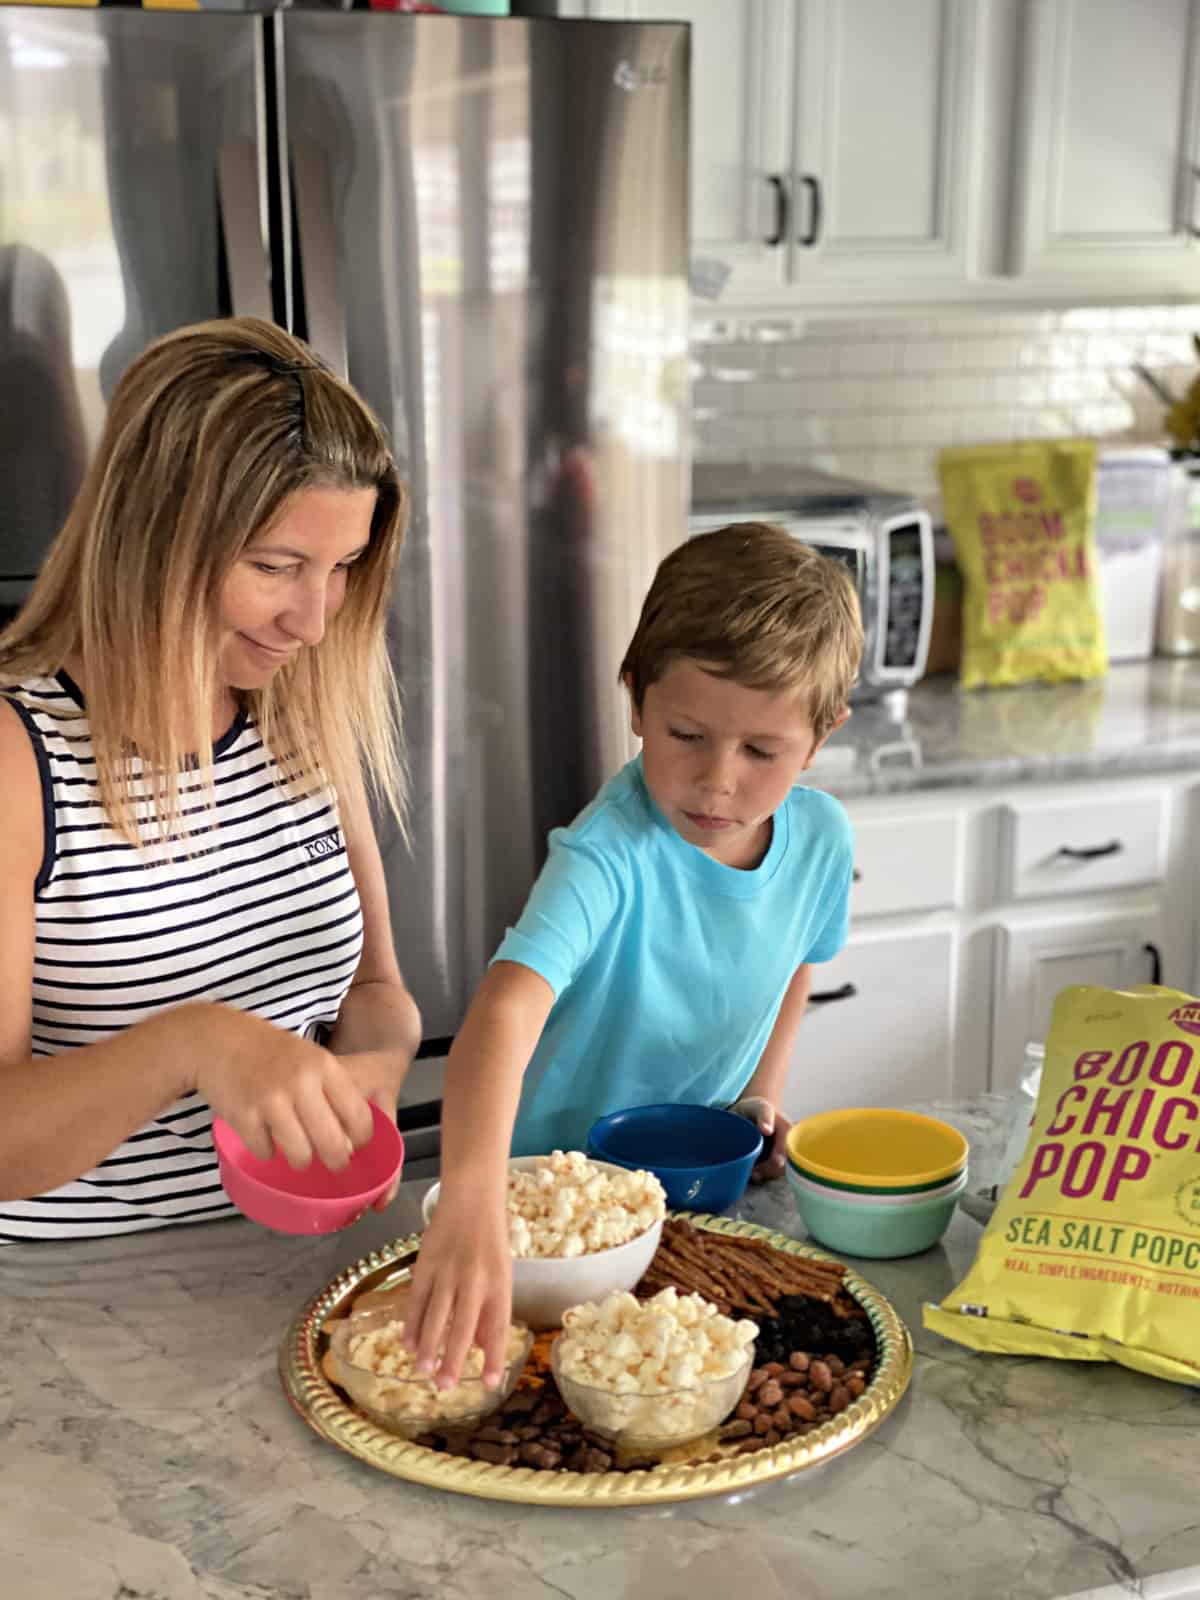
[[217, 485, 377, 690]]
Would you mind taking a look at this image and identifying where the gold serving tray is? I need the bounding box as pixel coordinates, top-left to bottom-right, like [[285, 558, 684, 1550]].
[[279, 1214, 914, 1507]]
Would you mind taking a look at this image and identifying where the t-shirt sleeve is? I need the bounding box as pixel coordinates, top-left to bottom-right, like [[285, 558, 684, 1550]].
[[489, 829, 623, 998], [803, 798, 855, 964]]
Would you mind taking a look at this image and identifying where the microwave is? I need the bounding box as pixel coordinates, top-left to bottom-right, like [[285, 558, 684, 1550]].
[[689, 464, 935, 702]]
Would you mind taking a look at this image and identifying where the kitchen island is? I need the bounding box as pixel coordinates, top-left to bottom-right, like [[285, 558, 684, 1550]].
[[4, 1175, 1198, 1600]]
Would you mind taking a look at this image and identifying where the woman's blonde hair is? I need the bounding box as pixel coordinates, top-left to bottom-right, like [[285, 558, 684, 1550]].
[[0, 316, 407, 846], [619, 521, 863, 741]]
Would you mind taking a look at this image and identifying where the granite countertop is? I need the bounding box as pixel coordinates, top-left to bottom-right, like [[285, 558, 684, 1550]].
[[5, 1161, 1199, 1600], [808, 659, 1200, 798]]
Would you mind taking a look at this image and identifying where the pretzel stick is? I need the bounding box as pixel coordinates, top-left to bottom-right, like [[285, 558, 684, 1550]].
[[650, 1240, 747, 1310], [661, 1229, 776, 1313], [644, 1221, 858, 1317]]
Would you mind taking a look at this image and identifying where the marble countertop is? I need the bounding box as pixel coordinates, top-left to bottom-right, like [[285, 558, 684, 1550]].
[[808, 659, 1200, 798], [5, 1171, 1199, 1600]]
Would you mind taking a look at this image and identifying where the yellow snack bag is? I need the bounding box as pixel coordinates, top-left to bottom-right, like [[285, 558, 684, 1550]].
[[939, 439, 1105, 689], [924, 984, 1200, 1386]]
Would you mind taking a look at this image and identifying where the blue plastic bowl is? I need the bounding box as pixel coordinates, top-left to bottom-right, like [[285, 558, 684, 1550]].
[[586, 1103, 763, 1213]]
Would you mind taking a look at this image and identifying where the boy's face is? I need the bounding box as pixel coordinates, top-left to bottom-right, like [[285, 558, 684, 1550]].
[[628, 658, 848, 869]]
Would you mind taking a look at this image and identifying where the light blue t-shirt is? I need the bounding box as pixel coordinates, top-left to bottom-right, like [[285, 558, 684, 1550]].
[[492, 756, 854, 1156]]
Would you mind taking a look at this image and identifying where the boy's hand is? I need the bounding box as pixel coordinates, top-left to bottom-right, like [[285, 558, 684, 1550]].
[[729, 1096, 790, 1183], [404, 1188, 513, 1391]]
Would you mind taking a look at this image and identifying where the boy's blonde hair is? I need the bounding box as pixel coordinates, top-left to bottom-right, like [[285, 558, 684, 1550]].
[[0, 316, 406, 846], [619, 521, 863, 741]]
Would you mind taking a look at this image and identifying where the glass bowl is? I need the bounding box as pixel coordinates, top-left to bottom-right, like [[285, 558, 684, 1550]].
[[550, 1338, 755, 1452], [323, 1304, 533, 1440]]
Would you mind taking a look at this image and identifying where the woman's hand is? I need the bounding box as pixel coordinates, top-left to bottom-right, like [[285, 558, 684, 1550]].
[[729, 1096, 791, 1183], [403, 1185, 513, 1391], [182, 1003, 377, 1171], [337, 1049, 410, 1210]]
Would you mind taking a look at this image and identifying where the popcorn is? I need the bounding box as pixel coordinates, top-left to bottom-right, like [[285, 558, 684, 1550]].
[[505, 1151, 666, 1259], [552, 1288, 757, 1444], [342, 1319, 528, 1425]]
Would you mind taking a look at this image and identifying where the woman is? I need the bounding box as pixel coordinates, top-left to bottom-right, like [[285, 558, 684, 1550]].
[[0, 317, 421, 1240]]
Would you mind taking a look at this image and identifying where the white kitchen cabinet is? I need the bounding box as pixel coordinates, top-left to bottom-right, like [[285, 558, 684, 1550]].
[[788, 0, 983, 296], [564, 0, 1200, 305], [1001, 786, 1168, 902], [991, 905, 1165, 1094], [793, 768, 1198, 1116], [563, 0, 797, 298], [783, 924, 957, 1119], [561, 0, 985, 304], [1009, 0, 1200, 293]]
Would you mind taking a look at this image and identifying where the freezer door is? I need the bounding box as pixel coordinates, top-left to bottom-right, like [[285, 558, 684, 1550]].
[[280, 14, 690, 1047], [0, 8, 269, 614]]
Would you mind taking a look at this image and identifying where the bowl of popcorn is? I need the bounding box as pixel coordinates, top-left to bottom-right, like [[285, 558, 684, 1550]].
[[322, 1304, 533, 1439], [421, 1151, 666, 1329], [550, 1287, 757, 1452]]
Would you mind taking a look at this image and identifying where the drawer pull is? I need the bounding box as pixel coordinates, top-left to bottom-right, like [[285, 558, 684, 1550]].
[[764, 173, 789, 247], [1144, 942, 1163, 987], [1055, 840, 1124, 861], [808, 982, 858, 1006]]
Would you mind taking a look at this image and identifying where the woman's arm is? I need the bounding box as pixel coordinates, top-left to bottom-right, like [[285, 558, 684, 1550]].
[[731, 962, 813, 1180], [0, 701, 377, 1200], [324, 763, 422, 1108]]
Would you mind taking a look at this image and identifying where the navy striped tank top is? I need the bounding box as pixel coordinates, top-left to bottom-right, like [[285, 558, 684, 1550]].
[[0, 672, 364, 1241]]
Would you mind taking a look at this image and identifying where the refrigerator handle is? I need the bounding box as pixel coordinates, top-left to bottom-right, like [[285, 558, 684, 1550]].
[[217, 141, 272, 321], [290, 136, 349, 377]]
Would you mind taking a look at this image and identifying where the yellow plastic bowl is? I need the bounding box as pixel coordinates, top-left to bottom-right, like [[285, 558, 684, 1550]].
[[785, 1108, 968, 1190]]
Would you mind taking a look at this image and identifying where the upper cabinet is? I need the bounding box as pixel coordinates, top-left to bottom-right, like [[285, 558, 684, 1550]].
[[566, 0, 984, 303], [652, 0, 798, 299], [1009, 0, 1200, 293], [789, 0, 982, 298], [560, 0, 1200, 307]]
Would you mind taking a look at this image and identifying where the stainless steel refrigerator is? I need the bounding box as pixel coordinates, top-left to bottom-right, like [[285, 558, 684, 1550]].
[[0, 6, 690, 1166]]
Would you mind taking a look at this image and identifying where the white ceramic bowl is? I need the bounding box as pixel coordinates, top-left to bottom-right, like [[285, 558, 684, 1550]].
[[421, 1155, 664, 1330]]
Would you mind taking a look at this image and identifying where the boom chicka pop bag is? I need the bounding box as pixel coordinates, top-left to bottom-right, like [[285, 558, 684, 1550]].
[[924, 984, 1200, 1386], [939, 438, 1104, 689]]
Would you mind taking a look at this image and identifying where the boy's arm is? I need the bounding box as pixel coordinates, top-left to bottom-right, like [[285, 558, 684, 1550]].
[[731, 962, 813, 1179], [404, 961, 555, 1388]]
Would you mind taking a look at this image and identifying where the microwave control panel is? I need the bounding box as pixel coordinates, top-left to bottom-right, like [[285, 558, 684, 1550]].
[[883, 520, 927, 670]]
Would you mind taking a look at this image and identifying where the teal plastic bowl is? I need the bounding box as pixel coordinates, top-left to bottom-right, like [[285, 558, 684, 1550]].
[[786, 1163, 964, 1258]]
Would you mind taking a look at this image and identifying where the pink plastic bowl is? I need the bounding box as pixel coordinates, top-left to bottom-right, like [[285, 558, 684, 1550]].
[[212, 1102, 404, 1234]]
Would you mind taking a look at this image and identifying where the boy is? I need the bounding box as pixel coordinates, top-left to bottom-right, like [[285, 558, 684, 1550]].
[[407, 522, 863, 1386]]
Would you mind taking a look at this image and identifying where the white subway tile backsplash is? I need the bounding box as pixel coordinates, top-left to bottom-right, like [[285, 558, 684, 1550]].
[[740, 380, 820, 414], [1059, 307, 1115, 332], [767, 414, 834, 449], [831, 414, 893, 447], [690, 299, 1190, 495], [770, 343, 836, 380], [899, 342, 959, 374], [705, 344, 765, 381], [836, 342, 897, 376]]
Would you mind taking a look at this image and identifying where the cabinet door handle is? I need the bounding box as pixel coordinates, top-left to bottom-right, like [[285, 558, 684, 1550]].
[[1055, 840, 1123, 861], [764, 173, 789, 247], [809, 982, 857, 1006], [1189, 163, 1200, 237], [852, 867, 862, 882], [1144, 942, 1163, 986], [798, 174, 822, 247]]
